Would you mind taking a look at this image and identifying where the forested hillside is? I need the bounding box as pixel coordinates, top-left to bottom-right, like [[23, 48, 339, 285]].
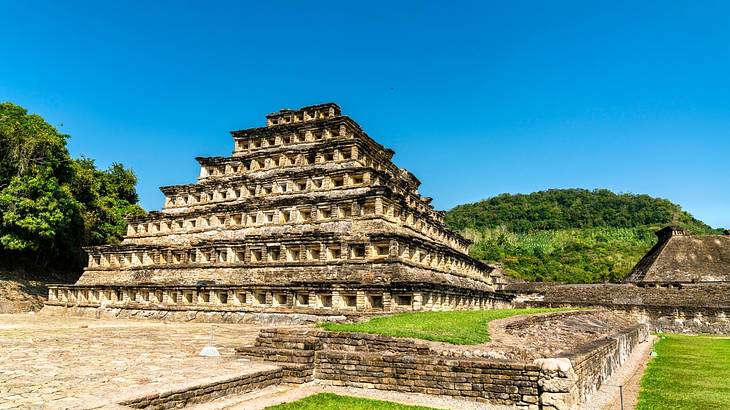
[[445, 189, 720, 283], [0, 102, 144, 276]]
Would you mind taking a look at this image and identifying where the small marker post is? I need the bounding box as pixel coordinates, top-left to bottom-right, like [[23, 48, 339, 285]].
[[619, 385, 624, 410]]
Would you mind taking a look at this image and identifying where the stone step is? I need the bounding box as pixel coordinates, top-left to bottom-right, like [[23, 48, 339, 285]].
[[252, 339, 321, 350], [281, 364, 315, 384], [116, 366, 284, 409], [179, 384, 297, 410], [237, 346, 316, 363], [254, 332, 322, 347]]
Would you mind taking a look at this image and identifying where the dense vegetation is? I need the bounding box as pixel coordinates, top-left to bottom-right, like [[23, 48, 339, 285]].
[[445, 189, 720, 283], [638, 335, 730, 409], [320, 308, 568, 344], [0, 102, 144, 273], [446, 189, 715, 233]]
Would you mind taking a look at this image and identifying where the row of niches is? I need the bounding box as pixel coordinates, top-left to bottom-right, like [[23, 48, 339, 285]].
[[201, 145, 417, 209], [166, 171, 372, 208], [135, 198, 468, 253], [234, 124, 351, 152], [168, 170, 439, 226], [266, 105, 339, 127], [227, 131, 416, 201], [203, 145, 376, 178], [49, 287, 496, 311], [147, 199, 376, 235], [86, 240, 488, 280]]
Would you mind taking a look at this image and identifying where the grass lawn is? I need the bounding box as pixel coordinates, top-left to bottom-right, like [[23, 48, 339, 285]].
[[637, 334, 730, 410], [319, 308, 569, 345], [266, 393, 437, 410]]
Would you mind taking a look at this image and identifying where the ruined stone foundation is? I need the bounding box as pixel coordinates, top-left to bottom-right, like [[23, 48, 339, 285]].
[[47, 103, 508, 320]]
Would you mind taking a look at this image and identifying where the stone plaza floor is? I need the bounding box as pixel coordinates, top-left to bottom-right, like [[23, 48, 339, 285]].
[[0, 313, 273, 409]]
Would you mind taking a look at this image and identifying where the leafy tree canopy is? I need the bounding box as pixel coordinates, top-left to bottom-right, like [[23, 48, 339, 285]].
[[445, 189, 720, 283], [446, 189, 716, 234], [0, 171, 77, 252], [0, 102, 144, 271]]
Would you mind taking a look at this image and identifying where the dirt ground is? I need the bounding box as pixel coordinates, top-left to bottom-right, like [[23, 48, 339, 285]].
[[0, 272, 47, 313], [0, 313, 274, 409], [0, 308, 648, 409], [429, 309, 641, 361]]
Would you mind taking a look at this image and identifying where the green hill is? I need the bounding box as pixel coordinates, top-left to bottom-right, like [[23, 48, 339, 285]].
[[445, 189, 720, 283]]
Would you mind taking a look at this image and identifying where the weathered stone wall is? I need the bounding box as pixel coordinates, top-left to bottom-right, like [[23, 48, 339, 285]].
[[42, 304, 347, 325], [316, 351, 541, 407], [239, 328, 541, 407], [74, 262, 497, 292], [318, 332, 433, 355], [118, 367, 283, 410], [237, 324, 649, 409], [507, 283, 730, 334], [559, 324, 648, 405], [626, 228, 730, 284], [46, 282, 512, 318], [507, 283, 730, 307]]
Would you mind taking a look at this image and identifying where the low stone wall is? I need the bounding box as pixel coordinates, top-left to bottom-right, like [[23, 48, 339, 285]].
[[238, 323, 650, 409], [317, 351, 541, 406], [506, 283, 730, 307], [119, 367, 283, 409], [557, 324, 649, 405], [236, 329, 319, 384], [41, 304, 346, 325], [319, 331, 434, 355], [507, 283, 730, 334]]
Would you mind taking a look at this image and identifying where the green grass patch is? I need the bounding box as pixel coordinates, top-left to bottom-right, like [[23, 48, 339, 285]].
[[319, 308, 570, 345], [637, 334, 730, 410], [265, 393, 437, 410]]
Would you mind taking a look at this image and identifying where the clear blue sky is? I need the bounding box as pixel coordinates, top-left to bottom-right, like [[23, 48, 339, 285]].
[[1, 1, 728, 228]]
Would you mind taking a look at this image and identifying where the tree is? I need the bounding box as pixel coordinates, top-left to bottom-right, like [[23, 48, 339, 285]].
[[0, 172, 79, 257], [0, 102, 144, 272], [70, 158, 145, 246], [0, 102, 72, 184]]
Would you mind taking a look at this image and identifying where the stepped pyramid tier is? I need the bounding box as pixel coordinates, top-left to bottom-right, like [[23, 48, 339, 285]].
[[47, 103, 508, 319], [625, 226, 730, 284]]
